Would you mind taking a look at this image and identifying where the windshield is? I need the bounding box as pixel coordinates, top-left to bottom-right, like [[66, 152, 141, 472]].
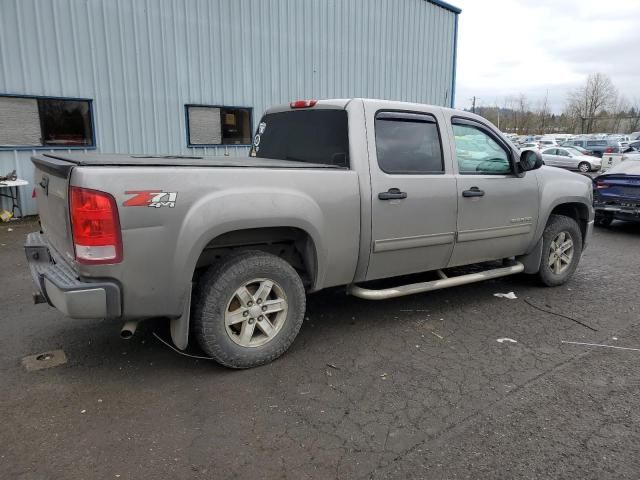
[[565, 147, 584, 156], [250, 109, 349, 167]]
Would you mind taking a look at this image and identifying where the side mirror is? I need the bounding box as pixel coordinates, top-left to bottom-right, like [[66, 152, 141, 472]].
[[519, 149, 543, 172]]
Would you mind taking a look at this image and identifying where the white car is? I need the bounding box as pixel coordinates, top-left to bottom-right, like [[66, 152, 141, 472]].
[[541, 147, 601, 173], [538, 140, 558, 149], [622, 141, 640, 161], [519, 142, 539, 151]]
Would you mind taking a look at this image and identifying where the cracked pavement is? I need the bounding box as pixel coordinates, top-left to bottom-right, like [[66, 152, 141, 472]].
[[1, 218, 639, 479]]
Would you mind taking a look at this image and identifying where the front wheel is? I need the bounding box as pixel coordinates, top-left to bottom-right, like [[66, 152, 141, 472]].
[[192, 251, 306, 368], [537, 215, 583, 287], [578, 161, 591, 173]]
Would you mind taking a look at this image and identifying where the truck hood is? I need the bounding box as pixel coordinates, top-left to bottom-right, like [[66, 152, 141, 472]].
[[538, 165, 592, 185]]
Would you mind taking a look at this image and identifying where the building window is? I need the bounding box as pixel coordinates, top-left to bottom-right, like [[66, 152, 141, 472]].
[[0, 95, 94, 149], [186, 105, 252, 146]]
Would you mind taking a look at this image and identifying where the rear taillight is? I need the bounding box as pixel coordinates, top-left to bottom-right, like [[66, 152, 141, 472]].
[[605, 147, 613, 153], [69, 186, 122, 264], [596, 180, 610, 189], [290, 99, 317, 108]]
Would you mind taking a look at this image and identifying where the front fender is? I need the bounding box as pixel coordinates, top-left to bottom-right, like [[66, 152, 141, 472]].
[[533, 168, 594, 240]]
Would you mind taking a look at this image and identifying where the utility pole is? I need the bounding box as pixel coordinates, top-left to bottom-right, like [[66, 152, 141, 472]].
[[471, 96, 477, 114]]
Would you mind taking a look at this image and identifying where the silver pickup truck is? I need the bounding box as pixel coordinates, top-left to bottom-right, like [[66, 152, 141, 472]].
[[25, 99, 594, 368]]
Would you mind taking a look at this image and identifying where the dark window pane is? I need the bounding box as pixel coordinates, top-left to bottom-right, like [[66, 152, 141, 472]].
[[251, 110, 349, 166], [221, 108, 252, 145], [375, 115, 443, 174], [38, 99, 93, 146]]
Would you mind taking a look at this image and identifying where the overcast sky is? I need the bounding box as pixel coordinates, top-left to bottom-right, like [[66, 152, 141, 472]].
[[453, 0, 640, 113]]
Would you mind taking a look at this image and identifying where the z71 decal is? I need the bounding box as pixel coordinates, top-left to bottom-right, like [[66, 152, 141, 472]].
[[123, 190, 178, 208]]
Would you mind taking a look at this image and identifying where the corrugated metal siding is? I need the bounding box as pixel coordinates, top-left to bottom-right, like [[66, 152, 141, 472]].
[[0, 0, 457, 215]]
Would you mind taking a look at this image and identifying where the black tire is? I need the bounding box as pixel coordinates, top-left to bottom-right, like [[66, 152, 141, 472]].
[[578, 161, 590, 173], [192, 250, 306, 368], [537, 214, 583, 287]]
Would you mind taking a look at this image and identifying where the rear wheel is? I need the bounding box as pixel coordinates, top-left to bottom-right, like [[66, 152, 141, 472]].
[[538, 215, 583, 287], [578, 161, 590, 173], [192, 251, 306, 368]]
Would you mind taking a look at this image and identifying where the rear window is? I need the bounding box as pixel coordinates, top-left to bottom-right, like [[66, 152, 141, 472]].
[[251, 110, 349, 167], [375, 112, 444, 174]]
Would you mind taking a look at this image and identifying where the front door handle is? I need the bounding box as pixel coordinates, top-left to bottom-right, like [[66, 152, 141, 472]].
[[378, 188, 408, 200], [462, 187, 485, 197]]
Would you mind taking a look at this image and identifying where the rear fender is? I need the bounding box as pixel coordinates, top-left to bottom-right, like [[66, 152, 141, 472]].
[[171, 187, 326, 313]]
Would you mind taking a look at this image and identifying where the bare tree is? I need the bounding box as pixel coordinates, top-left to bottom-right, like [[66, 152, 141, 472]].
[[537, 90, 550, 134], [516, 94, 532, 134], [567, 73, 618, 133], [610, 96, 630, 133], [628, 98, 640, 133]]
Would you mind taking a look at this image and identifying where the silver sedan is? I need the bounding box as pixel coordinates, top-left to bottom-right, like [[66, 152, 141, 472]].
[[541, 147, 601, 173]]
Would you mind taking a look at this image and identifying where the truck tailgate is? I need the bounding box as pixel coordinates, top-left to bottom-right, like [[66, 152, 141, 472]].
[[32, 155, 76, 262]]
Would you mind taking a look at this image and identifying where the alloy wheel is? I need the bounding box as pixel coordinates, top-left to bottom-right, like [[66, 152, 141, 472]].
[[548, 231, 574, 275], [224, 278, 288, 347]]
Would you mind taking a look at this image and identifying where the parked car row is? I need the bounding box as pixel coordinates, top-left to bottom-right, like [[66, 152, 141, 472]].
[[511, 133, 637, 159]]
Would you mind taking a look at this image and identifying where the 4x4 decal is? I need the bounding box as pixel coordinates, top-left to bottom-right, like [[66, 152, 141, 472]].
[[123, 190, 178, 208]]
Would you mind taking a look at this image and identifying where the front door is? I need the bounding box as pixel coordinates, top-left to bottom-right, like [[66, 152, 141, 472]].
[[542, 148, 560, 167], [447, 117, 540, 267], [366, 107, 458, 281]]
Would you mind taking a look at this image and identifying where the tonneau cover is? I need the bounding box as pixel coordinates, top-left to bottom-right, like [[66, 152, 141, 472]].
[[38, 152, 340, 169]]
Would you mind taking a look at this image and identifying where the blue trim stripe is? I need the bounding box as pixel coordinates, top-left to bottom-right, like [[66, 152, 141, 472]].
[[426, 0, 462, 15]]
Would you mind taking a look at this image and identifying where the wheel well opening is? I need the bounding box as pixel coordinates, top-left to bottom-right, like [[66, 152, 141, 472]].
[[549, 203, 589, 240], [194, 227, 317, 288]]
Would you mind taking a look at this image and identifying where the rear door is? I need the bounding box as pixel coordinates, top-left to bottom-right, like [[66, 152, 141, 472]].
[[365, 104, 457, 280], [445, 116, 540, 267]]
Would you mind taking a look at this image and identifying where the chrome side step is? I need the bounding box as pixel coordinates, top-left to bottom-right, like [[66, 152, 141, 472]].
[[347, 262, 524, 300]]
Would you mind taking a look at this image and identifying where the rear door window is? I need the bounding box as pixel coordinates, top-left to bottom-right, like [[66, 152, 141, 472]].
[[251, 109, 349, 167], [374, 111, 444, 174]]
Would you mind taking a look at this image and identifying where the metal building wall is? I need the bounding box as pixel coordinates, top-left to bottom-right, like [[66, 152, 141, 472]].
[[0, 0, 458, 215]]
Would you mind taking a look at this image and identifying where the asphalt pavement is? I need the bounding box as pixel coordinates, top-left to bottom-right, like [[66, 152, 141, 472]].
[[1, 217, 639, 479]]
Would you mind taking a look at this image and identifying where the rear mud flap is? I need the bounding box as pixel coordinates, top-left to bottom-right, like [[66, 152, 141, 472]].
[[170, 284, 192, 350]]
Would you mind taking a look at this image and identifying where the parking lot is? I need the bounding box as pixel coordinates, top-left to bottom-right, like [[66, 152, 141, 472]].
[[1, 217, 639, 479]]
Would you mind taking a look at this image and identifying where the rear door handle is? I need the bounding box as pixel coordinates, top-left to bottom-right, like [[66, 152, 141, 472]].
[[378, 188, 407, 200], [462, 187, 485, 197]]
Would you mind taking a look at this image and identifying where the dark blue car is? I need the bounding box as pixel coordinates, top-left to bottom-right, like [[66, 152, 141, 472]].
[[593, 161, 640, 226]]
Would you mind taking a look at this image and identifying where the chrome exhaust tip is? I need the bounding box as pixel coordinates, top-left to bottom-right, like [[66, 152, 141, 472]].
[[120, 320, 139, 339]]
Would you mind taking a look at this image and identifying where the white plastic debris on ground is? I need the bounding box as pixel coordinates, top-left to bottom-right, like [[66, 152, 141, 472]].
[[494, 292, 517, 299], [497, 338, 518, 344]]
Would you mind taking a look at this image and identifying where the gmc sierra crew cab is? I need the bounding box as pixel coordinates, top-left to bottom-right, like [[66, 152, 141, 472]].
[[25, 98, 594, 368]]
